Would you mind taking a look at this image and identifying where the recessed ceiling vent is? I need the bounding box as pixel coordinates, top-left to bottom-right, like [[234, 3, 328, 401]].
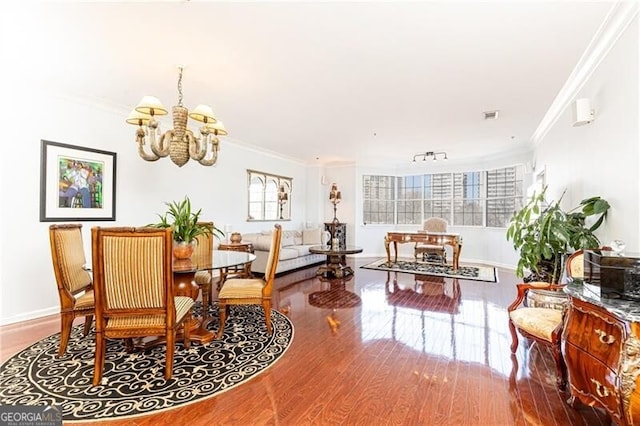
[[483, 110, 499, 120]]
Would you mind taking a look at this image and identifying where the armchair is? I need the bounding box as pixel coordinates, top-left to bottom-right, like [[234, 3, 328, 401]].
[[508, 281, 567, 389]]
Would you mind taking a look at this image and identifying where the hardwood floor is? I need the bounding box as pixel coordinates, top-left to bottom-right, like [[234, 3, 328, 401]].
[[0, 257, 610, 425]]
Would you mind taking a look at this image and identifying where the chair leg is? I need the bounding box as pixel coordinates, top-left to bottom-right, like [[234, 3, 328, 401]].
[[551, 344, 567, 390], [92, 332, 106, 386], [165, 331, 175, 380], [508, 319, 519, 353], [83, 315, 93, 336], [58, 312, 74, 357], [124, 338, 134, 352], [216, 301, 227, 339], [183, 313, 191, 350], [263, 300, 272, 335]]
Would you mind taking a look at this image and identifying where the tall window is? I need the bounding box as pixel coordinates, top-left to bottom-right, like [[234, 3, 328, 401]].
[[396, 175, 422, 224], [486, 166, 523, 227], [363, 175, 395, 224], [423, 173, 452, 222], [247, 170, 292, 221], [453, 171, 483, 226], [363, 165, 523, 228]]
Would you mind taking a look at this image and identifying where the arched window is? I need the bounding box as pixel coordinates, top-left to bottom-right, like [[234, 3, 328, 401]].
[[247, 170, 292, 221]]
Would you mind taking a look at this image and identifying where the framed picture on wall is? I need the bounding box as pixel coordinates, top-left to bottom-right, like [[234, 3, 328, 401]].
[[39, 140, 117, 222]]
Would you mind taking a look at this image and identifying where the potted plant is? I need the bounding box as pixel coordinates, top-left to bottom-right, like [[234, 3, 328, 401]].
[[150, 196, 224, 259], [506, 186, 610, 283]]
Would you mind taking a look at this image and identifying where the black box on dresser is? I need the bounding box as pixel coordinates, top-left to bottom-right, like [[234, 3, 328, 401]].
[[583, 249, 640, 297]]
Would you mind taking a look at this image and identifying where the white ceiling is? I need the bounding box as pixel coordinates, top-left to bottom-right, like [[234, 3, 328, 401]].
[[7, 1, 617, 166]]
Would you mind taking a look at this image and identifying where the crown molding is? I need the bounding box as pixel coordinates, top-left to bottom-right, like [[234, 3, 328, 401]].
[[530, 1, 639, 146]]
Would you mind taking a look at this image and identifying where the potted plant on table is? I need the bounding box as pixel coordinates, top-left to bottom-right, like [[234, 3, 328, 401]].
[[506, 186, 610, 283], [150, 196, 224, 259]]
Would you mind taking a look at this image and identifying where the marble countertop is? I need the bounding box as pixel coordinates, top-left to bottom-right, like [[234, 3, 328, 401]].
[[564, 280, 640, 322]]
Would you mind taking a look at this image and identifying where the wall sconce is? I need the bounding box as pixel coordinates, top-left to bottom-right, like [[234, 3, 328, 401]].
[[329, 183, 342, 223], [126, 66, 227, 167], [278, 185, 288, 220], [412, 151, 448, 163], [572, 98, 595, 127]]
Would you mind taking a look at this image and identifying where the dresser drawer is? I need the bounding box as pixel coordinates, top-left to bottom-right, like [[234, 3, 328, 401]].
[[564, 342, 623, 422], [563, 299, 624, 368]]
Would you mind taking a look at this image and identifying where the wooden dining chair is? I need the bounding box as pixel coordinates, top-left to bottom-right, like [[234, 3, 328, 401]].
[[49, 224, 95, 357], [217, 224, 282, 339], [91, 226, 194, 386], [193, 222, 215, 311]]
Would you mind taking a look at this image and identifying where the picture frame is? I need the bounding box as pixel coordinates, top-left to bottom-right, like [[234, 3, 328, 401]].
[[40, 140, 117, 222]]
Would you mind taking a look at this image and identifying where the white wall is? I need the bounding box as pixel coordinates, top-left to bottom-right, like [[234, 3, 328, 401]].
[[533, 18, 639, 252]]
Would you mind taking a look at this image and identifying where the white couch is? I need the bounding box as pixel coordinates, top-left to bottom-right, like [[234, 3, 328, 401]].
[[241, 228, 327, 275]]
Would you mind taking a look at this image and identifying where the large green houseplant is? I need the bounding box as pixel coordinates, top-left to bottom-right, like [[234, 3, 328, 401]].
[[506, 186, 610, 283], [150, 196, 224, 258]]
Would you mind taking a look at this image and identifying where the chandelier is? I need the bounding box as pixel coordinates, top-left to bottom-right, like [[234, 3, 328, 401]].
[[412, 151, 448, 163], [126, 67, 227, 167]]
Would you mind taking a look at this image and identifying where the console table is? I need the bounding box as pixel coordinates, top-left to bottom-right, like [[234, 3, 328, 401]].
[[563, 281, 640, 425], [384, 231, 462, 271]]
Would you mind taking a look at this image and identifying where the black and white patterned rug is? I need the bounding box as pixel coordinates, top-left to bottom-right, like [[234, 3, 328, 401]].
[[361, 258, 498, 282], [0, 303, 293, 422]]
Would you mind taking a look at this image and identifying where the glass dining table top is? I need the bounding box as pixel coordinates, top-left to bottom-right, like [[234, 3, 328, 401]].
[[174, 250, 256, 274]]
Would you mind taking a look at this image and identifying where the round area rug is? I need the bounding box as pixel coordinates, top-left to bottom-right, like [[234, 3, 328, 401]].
[[0, 303, 293, 422]]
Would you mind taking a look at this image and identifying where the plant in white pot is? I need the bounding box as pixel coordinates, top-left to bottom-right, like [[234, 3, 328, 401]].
[[150, 196, 224, 259]]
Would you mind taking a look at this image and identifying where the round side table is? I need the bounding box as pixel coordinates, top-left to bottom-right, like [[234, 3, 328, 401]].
[[218, 241, 254, 280]]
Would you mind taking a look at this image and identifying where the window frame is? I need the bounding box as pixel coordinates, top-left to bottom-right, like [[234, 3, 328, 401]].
[[362, 164, 524, 228], [247, 169, 292, 222]]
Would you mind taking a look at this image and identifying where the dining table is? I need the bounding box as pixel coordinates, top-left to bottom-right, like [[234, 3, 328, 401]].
[[173, 249, 257, 344]]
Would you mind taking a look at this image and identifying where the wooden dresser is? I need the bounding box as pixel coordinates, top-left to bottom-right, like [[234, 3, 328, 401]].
[[563, 282, 640, 425]]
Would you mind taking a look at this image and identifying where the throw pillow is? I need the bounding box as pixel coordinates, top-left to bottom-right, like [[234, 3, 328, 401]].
[[303, 228, 322, 245], [254, 234, 273, 251], [281, 231, 296, 247]]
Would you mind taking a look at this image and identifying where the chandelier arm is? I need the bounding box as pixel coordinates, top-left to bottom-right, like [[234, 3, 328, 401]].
[[197, 138, 220, 166], [136, 130, 160, 162], [188, 133, 207, 161], [150, 131, 171, 157], [146, 118, 169, 157]]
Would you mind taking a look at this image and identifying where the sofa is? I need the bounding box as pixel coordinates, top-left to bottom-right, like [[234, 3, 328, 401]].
[[241, 228, 327, 275]]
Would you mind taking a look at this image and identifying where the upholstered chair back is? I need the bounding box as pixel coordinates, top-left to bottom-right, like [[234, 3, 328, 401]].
[[193, 222, 214, 286], [566, 250, 584, 280], [422, 217, 448, 233], [93, 227, 173, 315], [50, 224, 92, 295], [193, 222, 215, 262]]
